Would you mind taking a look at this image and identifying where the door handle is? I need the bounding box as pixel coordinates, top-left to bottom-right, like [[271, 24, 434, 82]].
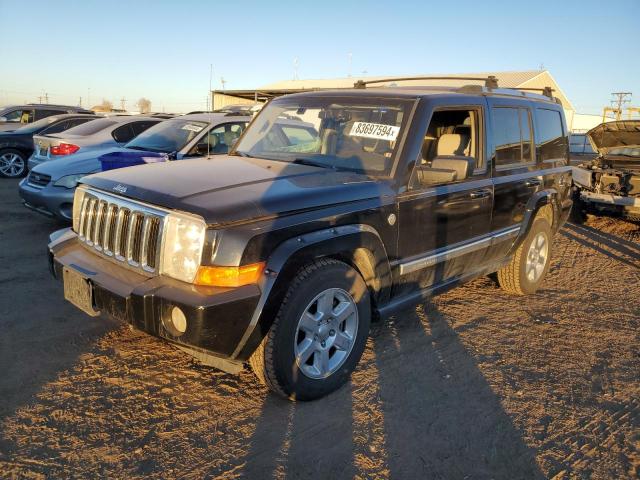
[[469, 189, 491, 199], [524, 178, 542, 187]]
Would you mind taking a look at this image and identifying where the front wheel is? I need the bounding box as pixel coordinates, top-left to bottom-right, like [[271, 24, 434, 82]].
[[0, 149, 28, 178], [497, 217, 553, 295], [250, 258, 371, 401]]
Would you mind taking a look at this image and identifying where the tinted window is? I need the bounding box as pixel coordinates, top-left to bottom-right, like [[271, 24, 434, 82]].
[[41, 117, 94, 135], [130, 121, 159, 136], [112, 124, 135, 143], [493, 108, 521, 166], [35, 109, 65, 120], [536, 109, 567, 161], [62, 118, 117, 136]]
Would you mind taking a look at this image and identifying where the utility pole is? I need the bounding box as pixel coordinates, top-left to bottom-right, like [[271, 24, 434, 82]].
[[220, 76, 227, 92], [79, 96, 82, 107], [44, 92, 49, 104], [611, 92, 632, 120], [120, 97, 126, 111], [293, 57, 299, 81]]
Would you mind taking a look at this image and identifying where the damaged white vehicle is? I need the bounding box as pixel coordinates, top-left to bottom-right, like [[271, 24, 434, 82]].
[[572, 120, 640, 222]]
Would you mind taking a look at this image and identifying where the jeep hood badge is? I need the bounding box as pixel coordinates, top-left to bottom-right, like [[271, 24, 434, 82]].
[[113, 184, 127, 194]]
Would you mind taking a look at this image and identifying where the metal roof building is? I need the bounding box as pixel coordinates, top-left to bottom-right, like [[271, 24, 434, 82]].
[[213, 70, 578, 128]]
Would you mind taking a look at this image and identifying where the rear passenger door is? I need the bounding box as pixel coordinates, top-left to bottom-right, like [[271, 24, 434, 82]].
[[395, 102, 493, 295], [486, 99, 541, 262]]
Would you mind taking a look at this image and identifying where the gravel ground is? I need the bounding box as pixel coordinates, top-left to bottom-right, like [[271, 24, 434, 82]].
[[0, 178, 638, 479]]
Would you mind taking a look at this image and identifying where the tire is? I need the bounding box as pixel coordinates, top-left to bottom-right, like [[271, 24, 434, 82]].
[[497, 217, 553, 295], [569, 195, 587, 224], [0, 149, 28, 178], [249, 258, 371, 401]]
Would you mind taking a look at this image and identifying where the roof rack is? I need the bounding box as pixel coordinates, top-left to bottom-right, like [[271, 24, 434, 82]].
[[353, 75, 499, 89], [516, 86, 555, 98]]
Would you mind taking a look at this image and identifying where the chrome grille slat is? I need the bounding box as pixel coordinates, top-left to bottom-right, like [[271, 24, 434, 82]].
[[75, 190, 166, 275]]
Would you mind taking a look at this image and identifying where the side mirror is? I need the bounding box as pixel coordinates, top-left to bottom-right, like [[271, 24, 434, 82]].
[[195, 143, 209, 155]]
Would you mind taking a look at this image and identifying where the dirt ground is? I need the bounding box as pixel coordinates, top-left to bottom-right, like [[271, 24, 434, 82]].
[[0, 177, 638, 480]]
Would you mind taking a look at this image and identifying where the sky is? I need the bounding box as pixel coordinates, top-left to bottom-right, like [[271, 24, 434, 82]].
[[1, 0, 638, 114]]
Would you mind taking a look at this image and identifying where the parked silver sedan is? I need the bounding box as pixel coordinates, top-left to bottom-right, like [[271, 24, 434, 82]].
[[28, 116, 162, 170]]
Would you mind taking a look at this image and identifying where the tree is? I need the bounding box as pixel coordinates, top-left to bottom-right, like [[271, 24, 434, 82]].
[[97, 99, 113, 112], [136, 98, 152, 114]]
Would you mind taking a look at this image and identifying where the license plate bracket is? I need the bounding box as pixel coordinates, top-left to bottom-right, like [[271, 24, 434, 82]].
[[63, 266, 100, 317]]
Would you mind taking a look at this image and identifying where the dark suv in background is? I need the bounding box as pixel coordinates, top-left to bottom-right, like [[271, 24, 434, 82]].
[[48, 77, 572, 400], [0, 104, 94, 132]]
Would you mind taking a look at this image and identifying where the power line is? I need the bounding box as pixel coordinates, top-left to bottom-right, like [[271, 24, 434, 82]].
[[610, 92, 632, 120]]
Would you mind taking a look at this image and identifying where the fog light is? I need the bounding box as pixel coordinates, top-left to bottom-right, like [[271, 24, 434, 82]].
[[164, 306, 187, 336]]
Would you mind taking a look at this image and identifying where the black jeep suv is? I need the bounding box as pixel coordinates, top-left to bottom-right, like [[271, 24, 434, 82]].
[[48, 78, 572, 400]]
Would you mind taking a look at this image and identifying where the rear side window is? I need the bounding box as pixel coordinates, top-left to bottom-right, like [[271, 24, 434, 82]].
[[63, 118, 117, 136], [492, 107, 534, 167], [35, 109, 65, 120], [41, 118, 93, 135], [536, 109, 567, 162], [112, 124, 136, 143], [130, 121, 160, 136]]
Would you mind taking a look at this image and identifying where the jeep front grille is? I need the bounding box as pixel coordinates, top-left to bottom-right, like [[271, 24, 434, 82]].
[[76, 190, 165, 274]]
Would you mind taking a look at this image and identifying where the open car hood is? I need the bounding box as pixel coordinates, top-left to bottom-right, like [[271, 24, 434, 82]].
[[587, 120, 640, 155]]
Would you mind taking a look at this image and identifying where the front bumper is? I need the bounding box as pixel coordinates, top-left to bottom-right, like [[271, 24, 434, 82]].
[[579, 191, 640, 217], [19, 178, 75, 220], [49, 229, 262, 366]]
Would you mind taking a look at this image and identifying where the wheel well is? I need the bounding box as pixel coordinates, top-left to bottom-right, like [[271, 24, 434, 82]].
[[537, 202, 554, 227]]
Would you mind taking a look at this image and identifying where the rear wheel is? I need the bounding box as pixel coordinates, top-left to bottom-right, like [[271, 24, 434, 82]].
[[0, 149, 28, 178], [250, 258, 371, 401], [497, 217, 553, 295]]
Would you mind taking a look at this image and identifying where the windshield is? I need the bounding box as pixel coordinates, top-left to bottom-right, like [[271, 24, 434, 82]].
[[126, 119, 208, 153], [234, 96, 413, 176]]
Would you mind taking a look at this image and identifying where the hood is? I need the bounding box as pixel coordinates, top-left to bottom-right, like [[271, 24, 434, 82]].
[[82, 156, 394, 225], [587, 120, 640, 155], [32, 146, 126, 180]]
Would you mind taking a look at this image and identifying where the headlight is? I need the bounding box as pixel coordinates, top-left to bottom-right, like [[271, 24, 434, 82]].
[[160, 212, 207, 283], [54, 173, 86, 189], [72, 185, 87, 232]]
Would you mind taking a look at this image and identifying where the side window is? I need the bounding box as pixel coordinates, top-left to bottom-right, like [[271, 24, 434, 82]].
[[41, 118, 93, 135], [411, 108, 482, 187], [536, 109, 568, 162], [130, 121, 159, 136], [112, 124, 136, 143], [2, 110, 23, 122], [188, 122, 247, 155], [492, 107, 534, 167], [35, 109, 64, 120]]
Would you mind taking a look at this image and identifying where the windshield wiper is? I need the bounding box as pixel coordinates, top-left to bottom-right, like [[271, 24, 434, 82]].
[[291, 158, 335, 170], [233, 151, 255, 158]]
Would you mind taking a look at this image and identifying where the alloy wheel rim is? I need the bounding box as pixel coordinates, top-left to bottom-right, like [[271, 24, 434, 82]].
[[526, 232, 549, 282], [0, 153, 25, 177], [294, 287, 358, 379]]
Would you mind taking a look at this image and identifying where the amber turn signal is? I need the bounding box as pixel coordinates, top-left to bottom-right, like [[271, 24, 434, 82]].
[[194, 262, 266, 287]]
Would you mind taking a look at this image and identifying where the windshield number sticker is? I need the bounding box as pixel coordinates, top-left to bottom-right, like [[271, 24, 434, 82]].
[[349, 122, 400, 141], [181, 124, 204, 132]]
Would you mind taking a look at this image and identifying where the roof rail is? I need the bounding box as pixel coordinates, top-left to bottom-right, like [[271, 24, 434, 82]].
[[516, 86, 555, 98], [353, 75, 499, 89]]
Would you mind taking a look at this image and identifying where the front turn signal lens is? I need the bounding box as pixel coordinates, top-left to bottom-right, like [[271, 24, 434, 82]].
[[194, 262, 265, 287]]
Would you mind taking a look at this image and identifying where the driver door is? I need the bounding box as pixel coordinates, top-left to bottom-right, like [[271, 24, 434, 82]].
[[395, 103, 493, 295]]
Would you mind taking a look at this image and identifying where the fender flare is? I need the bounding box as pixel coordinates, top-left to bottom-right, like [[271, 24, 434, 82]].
[[509, 188, 559, 254], [231, 224, 391, 360]]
